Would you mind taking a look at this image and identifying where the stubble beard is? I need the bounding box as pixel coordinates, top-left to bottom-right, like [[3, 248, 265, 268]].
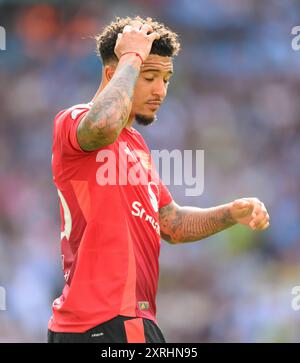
[[135, 113, 158, 126]]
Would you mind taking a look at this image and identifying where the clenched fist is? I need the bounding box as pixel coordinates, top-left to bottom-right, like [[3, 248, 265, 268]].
[[229, 197, 270, 231], [114, 20, 160, 63]]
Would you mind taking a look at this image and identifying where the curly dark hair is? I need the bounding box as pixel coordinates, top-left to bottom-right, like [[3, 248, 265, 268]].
[[95, 16, 181, 65]]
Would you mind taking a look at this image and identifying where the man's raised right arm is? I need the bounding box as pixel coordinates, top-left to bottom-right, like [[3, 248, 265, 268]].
[[77, 21, 159, 151], [77, 55, 141, 151]]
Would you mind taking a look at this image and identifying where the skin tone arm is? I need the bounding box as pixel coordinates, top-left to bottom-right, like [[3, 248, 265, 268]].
[[77, 57, 141, 151], [77, 21, 160, 151], [159, 198, 270, 244]]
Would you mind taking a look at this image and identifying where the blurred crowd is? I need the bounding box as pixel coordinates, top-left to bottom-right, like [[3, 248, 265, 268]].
[[0, 0, 300, 342]]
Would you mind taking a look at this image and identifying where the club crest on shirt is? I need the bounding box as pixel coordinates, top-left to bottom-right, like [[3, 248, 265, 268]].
[[134, 150, 152, 170]]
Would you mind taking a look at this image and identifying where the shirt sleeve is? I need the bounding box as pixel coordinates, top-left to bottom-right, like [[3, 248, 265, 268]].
[[159, 178, 173, 209], [54, 106, 90, 155]]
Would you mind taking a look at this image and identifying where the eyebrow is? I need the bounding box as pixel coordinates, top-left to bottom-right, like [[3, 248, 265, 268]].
[[141, 69, 173, 75]]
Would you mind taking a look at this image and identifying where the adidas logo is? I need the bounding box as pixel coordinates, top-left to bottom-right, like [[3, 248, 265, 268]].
[[91, 332, 104, 338]]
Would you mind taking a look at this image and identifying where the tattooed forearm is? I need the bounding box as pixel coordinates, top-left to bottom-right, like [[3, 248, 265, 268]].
[[159, 202, 236, 244], [77, 57, 141, 151]]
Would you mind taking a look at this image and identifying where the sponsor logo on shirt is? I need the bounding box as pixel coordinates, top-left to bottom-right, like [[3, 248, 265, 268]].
[[131, 201, 160, 235], [131, 182, 160, 235]]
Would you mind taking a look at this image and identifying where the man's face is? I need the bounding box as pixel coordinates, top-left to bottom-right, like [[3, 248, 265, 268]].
[[131, 54, 173, 126]]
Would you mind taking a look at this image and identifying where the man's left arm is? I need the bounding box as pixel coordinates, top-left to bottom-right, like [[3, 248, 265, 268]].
[[159, 198, 270, 244]]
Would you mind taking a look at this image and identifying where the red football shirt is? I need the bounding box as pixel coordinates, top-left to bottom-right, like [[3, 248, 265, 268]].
[[48, 103, 173, 332]]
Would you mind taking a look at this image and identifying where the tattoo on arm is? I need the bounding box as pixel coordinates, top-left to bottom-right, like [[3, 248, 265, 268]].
[[159, 202, 236, 244], [77, 60, 140, 151]]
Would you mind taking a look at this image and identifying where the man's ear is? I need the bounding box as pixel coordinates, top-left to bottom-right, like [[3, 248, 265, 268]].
[[104, 65, 116, 82]]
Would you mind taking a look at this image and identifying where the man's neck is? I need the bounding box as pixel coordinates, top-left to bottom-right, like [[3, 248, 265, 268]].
[[125, 117, 135, 129], [91, 83, 104, 103]]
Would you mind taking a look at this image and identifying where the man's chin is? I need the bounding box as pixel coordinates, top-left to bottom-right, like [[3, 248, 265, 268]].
[[135, 113, 157, 126]]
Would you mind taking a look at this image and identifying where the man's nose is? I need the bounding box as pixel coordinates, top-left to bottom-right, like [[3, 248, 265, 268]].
[[152, 79, 167, 99]]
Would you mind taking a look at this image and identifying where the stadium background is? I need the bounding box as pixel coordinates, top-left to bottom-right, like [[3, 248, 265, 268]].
[[0, 0, 300, 342]]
